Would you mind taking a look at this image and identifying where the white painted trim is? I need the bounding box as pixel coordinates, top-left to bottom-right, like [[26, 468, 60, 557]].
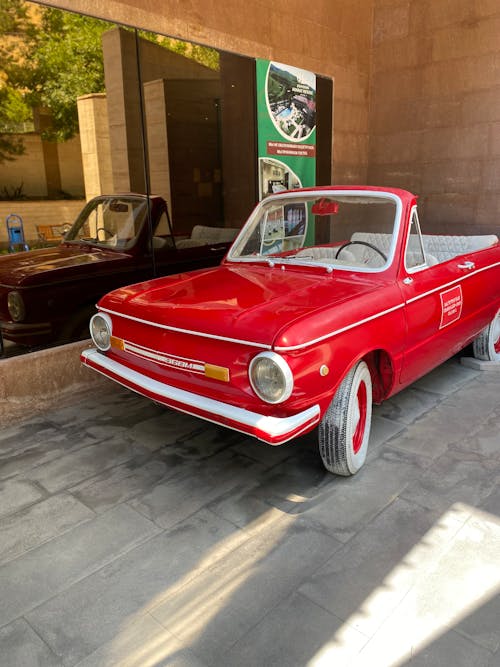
[[406, 260, 500, 304], [99, 307, 272, 350], [274, 302, 405, 352], [100, 261, 500, 355], [81, 348, 320, 442], [276, 259, 500, 352]]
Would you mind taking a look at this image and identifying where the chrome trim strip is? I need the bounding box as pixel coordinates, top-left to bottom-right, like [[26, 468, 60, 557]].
[[99, 307, 272, 350], [81, 348, 320, 442]]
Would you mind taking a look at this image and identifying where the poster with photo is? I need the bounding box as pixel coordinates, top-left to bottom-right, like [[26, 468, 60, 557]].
[[256, 59, 316, 245]]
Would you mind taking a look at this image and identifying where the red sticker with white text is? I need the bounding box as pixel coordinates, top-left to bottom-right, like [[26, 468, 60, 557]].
[[439, 285, 463, 329]]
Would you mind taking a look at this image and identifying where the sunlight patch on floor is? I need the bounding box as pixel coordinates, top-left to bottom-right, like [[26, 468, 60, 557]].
[[308, 503, 500, 666]]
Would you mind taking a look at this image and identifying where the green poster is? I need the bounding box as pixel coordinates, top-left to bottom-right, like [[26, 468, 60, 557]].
[[256, 59, 316, 200]]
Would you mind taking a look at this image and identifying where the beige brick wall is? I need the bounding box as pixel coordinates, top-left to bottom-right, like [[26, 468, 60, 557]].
[[369, 0, 500, 233], [0, 200, 84, 245]]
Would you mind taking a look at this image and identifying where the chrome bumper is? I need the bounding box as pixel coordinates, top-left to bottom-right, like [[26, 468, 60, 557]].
[[81, 348, 321, 445]]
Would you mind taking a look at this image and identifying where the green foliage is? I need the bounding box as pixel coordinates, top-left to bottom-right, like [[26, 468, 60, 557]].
[[0, 0, 220, 154], [158, 36, 219, 71], [5, 7, 112, 141]]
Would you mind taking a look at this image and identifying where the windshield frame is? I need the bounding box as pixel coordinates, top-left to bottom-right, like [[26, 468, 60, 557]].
[[64, 195, 149, 251], [227, 189, 403, 273]]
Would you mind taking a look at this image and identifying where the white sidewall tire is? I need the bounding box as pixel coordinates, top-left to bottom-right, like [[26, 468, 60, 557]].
[[473, 309, 500, 362], [318, 360, 372, 476]]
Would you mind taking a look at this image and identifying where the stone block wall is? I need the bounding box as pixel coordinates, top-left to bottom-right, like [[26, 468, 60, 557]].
[[0, 200, 84, 246], [369, 0, 500, 233]]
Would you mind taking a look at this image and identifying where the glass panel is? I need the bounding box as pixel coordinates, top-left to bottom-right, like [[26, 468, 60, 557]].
[[230, 192, 398, 271], [405, 210, 426, 269], [0, 1, 332, 357]]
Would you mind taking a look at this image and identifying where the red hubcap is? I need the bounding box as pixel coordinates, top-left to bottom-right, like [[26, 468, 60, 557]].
[[353, 381, 367, 454]]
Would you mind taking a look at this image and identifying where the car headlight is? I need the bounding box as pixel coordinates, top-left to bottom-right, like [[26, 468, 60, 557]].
[[90, 312, 112, 351], [7, 291, 25, 322], [249, 351, 293, 404]]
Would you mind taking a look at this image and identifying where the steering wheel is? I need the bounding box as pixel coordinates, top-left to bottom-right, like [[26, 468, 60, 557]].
[[335, 240, 387, 263], [95, 226, 114, 240]]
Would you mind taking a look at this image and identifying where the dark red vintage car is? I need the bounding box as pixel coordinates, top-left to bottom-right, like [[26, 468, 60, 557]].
[[81, 186, 500, 475], [0, 194, 238, 352]]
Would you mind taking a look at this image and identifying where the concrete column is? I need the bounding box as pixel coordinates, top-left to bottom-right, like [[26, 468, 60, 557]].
[[77, 93, 113, 200], [102, 27, 145, 195], [143, 79, 172, 215]]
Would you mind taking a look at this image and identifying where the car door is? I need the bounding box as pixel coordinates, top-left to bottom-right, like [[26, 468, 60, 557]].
[[398, 208, 486, 386]]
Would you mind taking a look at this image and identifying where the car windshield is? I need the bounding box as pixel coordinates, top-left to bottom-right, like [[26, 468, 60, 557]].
[[228, 190, 400, 272], [65, 196, 147, 250]]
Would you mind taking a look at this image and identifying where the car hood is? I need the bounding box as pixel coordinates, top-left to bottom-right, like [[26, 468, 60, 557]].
[[100, 263, 388, 349], [0, 245, 127, 287]]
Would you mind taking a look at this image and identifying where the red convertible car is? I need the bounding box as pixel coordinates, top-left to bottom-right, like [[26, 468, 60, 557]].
[[81, 186, 500, 475]]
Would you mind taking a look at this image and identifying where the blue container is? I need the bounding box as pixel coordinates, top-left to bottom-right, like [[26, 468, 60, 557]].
[[6, 214, 29, 252]]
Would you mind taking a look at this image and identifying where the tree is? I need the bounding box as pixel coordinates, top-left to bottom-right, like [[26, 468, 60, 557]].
[[5, 6, 111, 142], [0, 0, 30, 161], [0, 0, 219, 156]]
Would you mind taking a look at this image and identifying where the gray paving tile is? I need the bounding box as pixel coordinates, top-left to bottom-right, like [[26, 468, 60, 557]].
[[0, 424, 97, 481], [47, 386, 163, 429], [443, 375, 500, 418], [280, 446, 432, 542], [449, 411, 500, 460], [150, 517, 341, 664], [299, 498, 445, 637], [72, 613, 208, 667], [0, 418, 55, 452], [25, 436, 152, 493], [71, 455, 174, 514], [219, 591, 367, 667], [413, 359, 479, 395], [0, 503, 159, 627], [0, 618, 62, 667], [165, 422, 245, 460], [0, 478, 46, 519], [344, 504, 500, 665], [373, 628, 494, 667], [400, 449, 500, 513], [454, 592, 500, 653], [129, 451, 266, 529], [0, 492, 95, 565], [369, 412, 406, 448], [126, 410, 203, 451], [232, 433, 308, 467], [375, 386, 441, 425], [208, 486, 280, 530], [26, 509, 239, 666]]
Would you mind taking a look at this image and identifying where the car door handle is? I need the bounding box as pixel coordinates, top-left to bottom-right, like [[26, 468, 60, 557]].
[[457, 261, 475, 270]]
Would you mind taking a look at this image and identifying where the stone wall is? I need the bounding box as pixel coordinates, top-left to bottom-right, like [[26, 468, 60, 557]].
[[369, 0, 500, 233], [0, 134, 84, 200], [0, 340, 107, 427], [0, 200, 84, 246]]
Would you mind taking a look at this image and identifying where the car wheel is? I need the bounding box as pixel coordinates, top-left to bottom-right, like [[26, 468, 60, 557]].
[[318, 360, 372, 476], [473, 309, 500, 362]]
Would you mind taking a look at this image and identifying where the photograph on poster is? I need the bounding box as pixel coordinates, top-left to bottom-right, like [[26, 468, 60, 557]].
[[259, 156, 302, 198], [265, 62, 316, 141]]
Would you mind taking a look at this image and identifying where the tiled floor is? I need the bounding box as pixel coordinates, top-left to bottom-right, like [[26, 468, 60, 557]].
[[0, 358, 499, 666]]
